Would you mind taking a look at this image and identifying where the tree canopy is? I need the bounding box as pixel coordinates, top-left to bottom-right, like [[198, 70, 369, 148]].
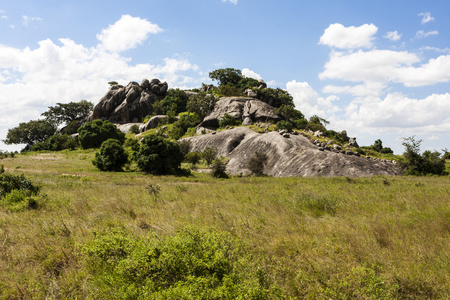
[[209, 68, 243, 86], [41, 100, 93, 126], [4, 120, 57, 146]]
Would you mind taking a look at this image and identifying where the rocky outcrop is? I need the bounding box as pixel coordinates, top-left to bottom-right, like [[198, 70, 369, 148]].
[[87, 79, 168, 124], [201, 97, 282, 128], [183, 127, 400, 177]]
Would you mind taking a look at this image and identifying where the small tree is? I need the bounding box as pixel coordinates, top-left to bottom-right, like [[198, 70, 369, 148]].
[[78, 119, 125, 149], [211, 157, 229, 178], [202, 147, 217, 165], [248, 152, 269, 176], [92, 139, 128, 172], [400, 136, 446, 175], [187, 93, 217, 119], [136, 134, 184, 174]]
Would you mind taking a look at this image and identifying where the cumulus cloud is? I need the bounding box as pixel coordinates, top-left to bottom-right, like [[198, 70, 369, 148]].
[[319, 49, 450, 88], [97, 15, 163, 52], [286, 80, 340, 117], [0, 15, 200, 151], [242, 68, 262, 80], [418, 12, 434, 25], [222, 0, 238, 4], [319, 23, 378, 49], [415, 30, 439, 39], [22, 15, 43, 26], [384, 31, 402, 41]]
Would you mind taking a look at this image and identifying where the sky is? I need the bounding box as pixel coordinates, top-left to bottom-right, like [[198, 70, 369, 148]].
[[0, 0, 449, 154]]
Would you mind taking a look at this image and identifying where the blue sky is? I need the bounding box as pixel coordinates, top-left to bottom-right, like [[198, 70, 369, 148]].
[[1, 0, 449, 154]]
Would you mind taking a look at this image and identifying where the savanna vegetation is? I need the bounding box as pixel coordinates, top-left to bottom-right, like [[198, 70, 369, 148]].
[[0, 152, 449, 299], [1, 68, 449, 298]]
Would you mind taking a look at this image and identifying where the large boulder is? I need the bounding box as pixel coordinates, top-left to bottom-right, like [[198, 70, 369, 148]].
[[201, 97, 282, 128], [87, 79, 168, 123], [182, 127, 400, 177]]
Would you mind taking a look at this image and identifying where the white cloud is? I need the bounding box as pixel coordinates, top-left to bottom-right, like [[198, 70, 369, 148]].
[[242, 68, 262, 80], [0, 16, 201, 151], [319, 49, 450, 88], [286, 80, 340, 117], [319, 23, 378, 49], [418, 12, 434, 25], [384, 31, 402, 41], [1, 15, 7, 20], [222, 0, 238, 4], [415, 30, 439, 39], [22, 15, 43, 26], [97, 15, 163, 52]]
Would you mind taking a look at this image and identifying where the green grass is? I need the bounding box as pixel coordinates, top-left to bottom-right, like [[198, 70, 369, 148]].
[[0, 152, 449, 298]]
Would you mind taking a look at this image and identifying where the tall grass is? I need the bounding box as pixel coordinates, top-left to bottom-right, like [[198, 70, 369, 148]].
[[0, 151, 449, 298]]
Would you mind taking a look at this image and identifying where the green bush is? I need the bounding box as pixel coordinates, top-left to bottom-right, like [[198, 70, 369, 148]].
[[0, 171, 40, 211], [30, 134, 78, 151], [275, 120, 293, 132], [78, 119, 125, 149], [380, 147, 393, 154], [248, 152, 269, 176], [160, 89, 189, 114], [211, 157, 229, 178], [184, 152, 201, 165], [400, 136, 447, 175], [257, 88, 294, 108], [169, 112, 201, 140], [82, 227, 271, 299], [1, 189, 38, 212], [219, 113, 241, 128], [187, 93, 217, 119], [136, 134, 184, 174], [202, 147, 217, 165], [92, 139, 129, 172]]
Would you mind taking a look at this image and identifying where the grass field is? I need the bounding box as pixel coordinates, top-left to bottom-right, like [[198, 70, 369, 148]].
[[1, 151, 449, 299]]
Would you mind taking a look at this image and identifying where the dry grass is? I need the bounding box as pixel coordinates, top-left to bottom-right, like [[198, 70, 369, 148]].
[[0, 151, 449, 298]]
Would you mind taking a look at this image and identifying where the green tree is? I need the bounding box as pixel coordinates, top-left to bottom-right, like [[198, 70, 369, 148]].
[[276, 104, 304, 121], [201, 147, 217, 165], [41, 100, 93, 126], [400, 136, 446, 175], [4, 120, 57, 146], [211, 156, 229, 178], [371, 139, 383, 152], [160, 89, 189, 114], [78, 119, 125, 149], [209, 68, 243, 86], [238, 77, 260, 90], [92, 139, 129, 172], [257, 88, 294, 108], [169, 112, 201, 140], [136, 134, 184, 174], [187, 93, 217, 119]]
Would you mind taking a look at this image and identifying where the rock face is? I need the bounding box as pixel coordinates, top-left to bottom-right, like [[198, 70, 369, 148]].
[[183, 127, 400, 177], [201, 97, 282, 128], [87, 79, 168, 123]]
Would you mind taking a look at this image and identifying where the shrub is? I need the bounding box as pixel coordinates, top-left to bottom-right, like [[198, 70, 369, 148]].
[[184, 152, 201, 165], [219, 113, 241, 128], [201, 147, 217, 165], [1, 189, 38, 212], [380, 147, 393, 154], [129, 124, 140, 134], [187, 93, 217, 119], [30, 134, 78, 151], [248, 152, 269, 176], [178, 140, 191, 156], [136, 134, 184, 174], [160, 89, 189, 114], [169, 112, 201, 140], [211, 157, 229, 178], [400, 136, 447, 175], [257, 88, 294, 108], [78, 119, 125, 149], [92, 139, 129, 172], [82, 227, 270, 299], [0, 171, 40, 211], [275, 120, 293, 132]]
